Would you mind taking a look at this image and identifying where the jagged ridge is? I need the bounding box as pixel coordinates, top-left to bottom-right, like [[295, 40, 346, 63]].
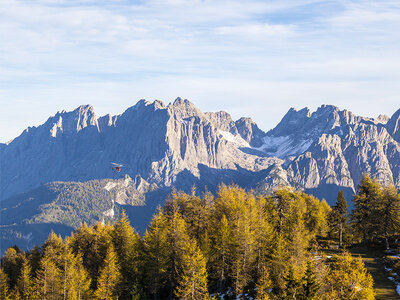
[[1, 98, 400, 251]]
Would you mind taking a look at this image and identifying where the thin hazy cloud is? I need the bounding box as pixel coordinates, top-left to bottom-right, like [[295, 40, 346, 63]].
[[0, 0, 399, 141]]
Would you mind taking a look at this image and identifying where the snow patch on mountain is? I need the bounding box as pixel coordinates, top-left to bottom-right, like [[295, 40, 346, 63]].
[[103, 206, 114, 218], [219, 130, 251, 148], [254, 135, 313, 158], [104, 182, 117, 191]]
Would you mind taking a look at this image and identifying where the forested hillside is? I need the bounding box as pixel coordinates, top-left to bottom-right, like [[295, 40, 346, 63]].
[[3, 174, 398, 299]]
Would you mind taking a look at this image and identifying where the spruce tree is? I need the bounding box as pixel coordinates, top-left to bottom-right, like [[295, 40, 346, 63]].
[[381, 185, 400, 250], [351, 173, 382, 244], [301, 261, 320, 300], [27, 246, 41, 277], [1, 247, 24, 291], [329, 190, 348, 248]]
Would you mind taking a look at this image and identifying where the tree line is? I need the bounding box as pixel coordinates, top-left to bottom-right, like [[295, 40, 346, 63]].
[[2, 173, 398, 299]]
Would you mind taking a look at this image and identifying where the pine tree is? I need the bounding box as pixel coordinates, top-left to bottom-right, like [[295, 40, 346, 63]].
[[329, 190, 348, 248], [95, 245, 121, 300], [381, 185, 400, 250], [0, 268, 11, 300], [27, 246, 41, 277], [130, 282, 146, 300], [351, 173, 382, 244], [301, 261, 320, 300], [16, 256, 36, 299], [175, 240, 209, 300], [1, 247, 24, 291]]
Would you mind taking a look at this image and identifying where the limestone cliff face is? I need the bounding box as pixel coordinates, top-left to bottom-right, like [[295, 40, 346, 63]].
[[1, 99, 400, 207], [2, 98, 400, 251], [387, 109, 400, 142], [0, 98, 277, 200], [1, 105, 101, 198]]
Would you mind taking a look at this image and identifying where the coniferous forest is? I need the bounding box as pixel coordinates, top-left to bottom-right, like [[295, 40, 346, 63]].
[[2, 173, 400, 299]]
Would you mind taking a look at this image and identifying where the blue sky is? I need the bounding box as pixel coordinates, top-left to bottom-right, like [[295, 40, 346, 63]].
[[1, 0, 400, 142]]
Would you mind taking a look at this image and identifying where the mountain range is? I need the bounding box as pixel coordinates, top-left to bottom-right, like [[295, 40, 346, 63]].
[[1, 98, 400, 252]]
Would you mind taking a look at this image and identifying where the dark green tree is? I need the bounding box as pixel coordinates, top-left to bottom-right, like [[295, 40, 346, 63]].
[[351, 174, 382, 243], [284, 265, 302, 299], [301, 261, 320, 300], [381, 185, 400, 249], [1, 247, 23, 291], [329, 190, 348, 248], [0, 268, 10, 300]]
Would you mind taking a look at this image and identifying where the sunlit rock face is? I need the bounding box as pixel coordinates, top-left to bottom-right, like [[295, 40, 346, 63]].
[[1, 99, 400, 205]]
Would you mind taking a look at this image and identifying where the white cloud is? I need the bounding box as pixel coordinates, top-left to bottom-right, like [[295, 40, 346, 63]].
[[0, 0, 399, 141], [216, 24, 295, 37]]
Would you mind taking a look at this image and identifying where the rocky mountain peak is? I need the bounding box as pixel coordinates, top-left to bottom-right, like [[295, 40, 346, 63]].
[[268, 106, 311, 136], [204, 111, 237, 133], [235, 117, 265, 147], [315, 104, 339, 114], [153, 99, 167, 109], [47, 104, 98, 137], [2, 99, 400, 251], [377, 114, 390, 124], [2, 100, 400, 205], [168, 97, 203, 119], [387, 109, 400, 142]]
